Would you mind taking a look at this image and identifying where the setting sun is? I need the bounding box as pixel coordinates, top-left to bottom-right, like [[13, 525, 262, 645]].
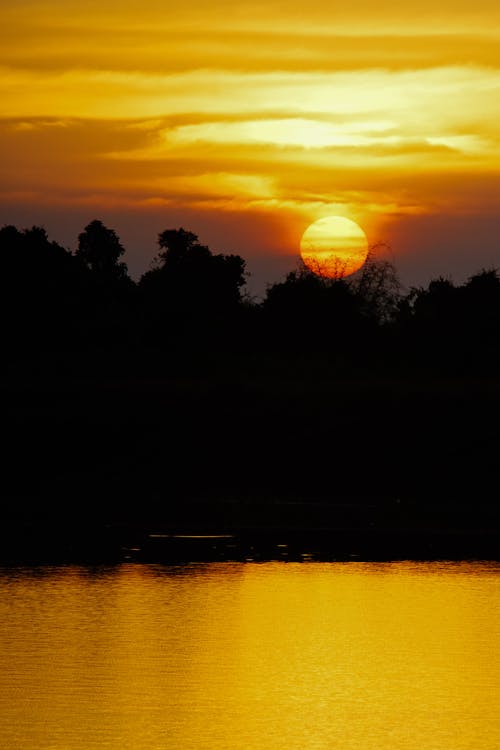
[[1, 0, 500, 289], [300, 217, 369, 278]]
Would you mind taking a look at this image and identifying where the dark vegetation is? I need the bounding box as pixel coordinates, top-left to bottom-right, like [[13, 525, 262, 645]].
[[1, 220, 499, 562]]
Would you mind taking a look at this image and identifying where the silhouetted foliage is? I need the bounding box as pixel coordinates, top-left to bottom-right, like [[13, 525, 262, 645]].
[[73, 220, 138, 350], [149, 227, 245, 306], [3, 219, 500, 550], [263, 268, 361, 351], [1, 224, 74, 286], [262, 251, 400, 357], [76, 220, 129, 281], [3, 218, 500, 374], [351, 247, 401, 323], [0, 224, 90, 351], [462, 269, 500, 334], [396, 268, 500, 370], [139, 227, 247, 348]]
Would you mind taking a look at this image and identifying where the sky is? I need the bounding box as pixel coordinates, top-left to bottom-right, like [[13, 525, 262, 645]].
[[2, 0, 500, 295]]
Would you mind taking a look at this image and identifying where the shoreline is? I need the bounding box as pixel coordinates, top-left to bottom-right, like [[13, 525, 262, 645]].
[[1, 517, 498, 565]]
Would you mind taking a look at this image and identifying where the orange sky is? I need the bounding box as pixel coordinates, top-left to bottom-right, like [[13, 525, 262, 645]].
[[2, 0, 500, 292]]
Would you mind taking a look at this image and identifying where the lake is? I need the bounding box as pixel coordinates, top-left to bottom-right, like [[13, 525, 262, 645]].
[[0, 562, 498, 749]]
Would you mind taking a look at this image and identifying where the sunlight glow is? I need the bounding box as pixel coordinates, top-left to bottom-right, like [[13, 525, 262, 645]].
[[167, 118, 399, 149], [1, 0, 500, 270], [300, 217, 369, 277]]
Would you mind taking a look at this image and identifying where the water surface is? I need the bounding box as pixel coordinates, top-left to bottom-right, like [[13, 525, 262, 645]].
[[0, 562, 498, 749]]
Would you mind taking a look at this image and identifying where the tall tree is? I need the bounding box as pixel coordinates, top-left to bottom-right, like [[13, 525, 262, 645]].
[[350, 248, 401, 324], [76, 220, 129, 281], [0, 224, 88, 350], [141, 228, 246, 312], [139, 228, 247, 347]]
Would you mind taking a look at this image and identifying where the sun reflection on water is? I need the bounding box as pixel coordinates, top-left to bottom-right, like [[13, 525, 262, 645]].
[[0, 561, 498, 750]]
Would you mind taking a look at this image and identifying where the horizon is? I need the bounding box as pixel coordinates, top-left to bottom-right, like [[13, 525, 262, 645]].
[[3, 213, 500, 300]]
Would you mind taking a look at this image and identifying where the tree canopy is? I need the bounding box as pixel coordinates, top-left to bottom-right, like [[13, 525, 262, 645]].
[[76, 220, 129, 281], [140, 227, 246, 314]]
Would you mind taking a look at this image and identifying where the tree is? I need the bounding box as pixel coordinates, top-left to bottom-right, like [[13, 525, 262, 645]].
[[139, 228, 247, 347], [157, 228, 207, 268], [0, 224, 89, 351], [396, 270, 500, 370], [263, 265, 368, 353], [75, 220, 135, 344], [350, 246, 401, 324], [76, 220, 129, 281], [461, 269, 500, 363], [141, 228, 246, 312], [0, 224, 81, 302]]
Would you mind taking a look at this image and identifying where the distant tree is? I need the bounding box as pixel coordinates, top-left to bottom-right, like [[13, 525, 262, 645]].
[[0, 224, 82, 300], [264, 266, 331, 319], [350, 246, 401, 324], [156, 227, 246, 306], [157, 228, 205, 269], [462, 268, 500, 315], [76, 220, 129, 281], [0, 224, 73, 279], [0, 224, 89, 351], [396, 269, 500, 370], [411, 277, 457, 319], [139, 228, 247, 348], [263, 265, 368, 353], [396, 277, 459, 364], [74, 219, 137, 347], [461, 269, 500, 361], [141, 228, 246, 311]]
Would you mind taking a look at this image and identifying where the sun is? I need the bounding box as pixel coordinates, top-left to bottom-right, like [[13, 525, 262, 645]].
[[300, 216, 369, 278]]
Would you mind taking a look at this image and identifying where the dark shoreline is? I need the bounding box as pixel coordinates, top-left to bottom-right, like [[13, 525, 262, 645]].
[[1, 516, 498, 565]]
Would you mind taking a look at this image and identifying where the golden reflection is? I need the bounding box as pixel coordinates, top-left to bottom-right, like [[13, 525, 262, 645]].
[[0, 562, 498, 750]]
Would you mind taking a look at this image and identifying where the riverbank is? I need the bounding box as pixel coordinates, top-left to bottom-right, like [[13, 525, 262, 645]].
[[1, 509, 498, 564]]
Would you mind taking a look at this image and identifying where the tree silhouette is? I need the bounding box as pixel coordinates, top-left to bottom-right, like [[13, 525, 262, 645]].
[[395, 269, 500, 370], [76, 220, 129, 281], [4, 216, 500, 375], [351, 247, 401, 324], [157, 228, 203, 268], [0, 224, 74, 280], [263, 265, 369, 353], [154, 227, 246, 308], [461, 269, 500, 364], [0, 224, 90, 351], [139, 229, 247, 347]]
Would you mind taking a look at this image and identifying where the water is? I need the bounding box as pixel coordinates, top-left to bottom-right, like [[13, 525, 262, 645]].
[[0, 562, 498, 750]]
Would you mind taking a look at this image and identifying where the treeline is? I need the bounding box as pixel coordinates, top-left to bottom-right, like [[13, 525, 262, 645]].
[[2, 219, 500, 372], [3, 219, 500, 525]]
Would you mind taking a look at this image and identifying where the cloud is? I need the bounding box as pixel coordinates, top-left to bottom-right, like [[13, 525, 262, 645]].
[[2, 0, 500, 287]]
